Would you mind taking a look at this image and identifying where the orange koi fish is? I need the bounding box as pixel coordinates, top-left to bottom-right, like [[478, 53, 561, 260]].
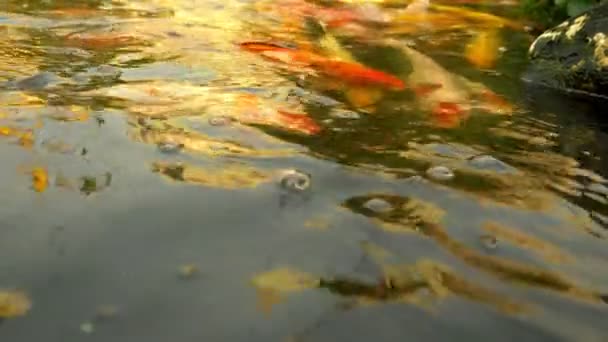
[[431, 102, 466, 128], [314, 7, 360, 28], [479, 90, 513, 112], [311, 59, 405, 90], [239, 42, 292, 53], [433, 102, 464, 117], [239, 41, 405, 91], [260, 50, 324, 66]]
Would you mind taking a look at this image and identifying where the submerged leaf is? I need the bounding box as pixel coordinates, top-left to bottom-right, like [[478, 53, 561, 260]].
[[31, 167, 48, 193], [251, 268, 319, 293], [0, 290, 31, 318], [18, 131, 34, 148], [0, 126, 14, 136]]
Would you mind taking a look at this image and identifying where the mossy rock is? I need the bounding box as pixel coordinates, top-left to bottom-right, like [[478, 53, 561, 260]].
[[526, 2, 608, 100]]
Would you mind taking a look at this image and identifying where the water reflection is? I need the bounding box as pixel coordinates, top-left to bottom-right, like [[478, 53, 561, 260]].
[[343, 193, 607, 303]]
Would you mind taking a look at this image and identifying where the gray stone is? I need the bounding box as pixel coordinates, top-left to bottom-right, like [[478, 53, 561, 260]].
[[526, 3, 608, 99]]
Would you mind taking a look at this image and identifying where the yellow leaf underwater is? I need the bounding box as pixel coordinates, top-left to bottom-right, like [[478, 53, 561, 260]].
[[31, 167, 49, 193], [0, 290, 31, 318], [18, 131, 34, 149], [251, 268, 319, 293], [0, 126, 14, 136]]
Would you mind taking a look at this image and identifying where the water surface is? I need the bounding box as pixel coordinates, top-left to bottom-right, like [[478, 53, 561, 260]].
[[1, 1, 607, 341]]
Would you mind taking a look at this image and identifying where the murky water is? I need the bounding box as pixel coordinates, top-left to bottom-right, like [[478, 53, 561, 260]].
[[1, 1, 607, 341]]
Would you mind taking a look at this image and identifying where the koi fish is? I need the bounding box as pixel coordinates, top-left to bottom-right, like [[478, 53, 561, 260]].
[[240, 41, 405, 91], [311, 59, 405, 90], [429, 4, 527, 31], [239, 42, 292, 53], [431, 102, 466, 128], [465, 30, 501, 69], [478, 89, 513, 113], [259, 49, 323, 66], [433, 102, 463, 117], [314, 7, 360, 28]]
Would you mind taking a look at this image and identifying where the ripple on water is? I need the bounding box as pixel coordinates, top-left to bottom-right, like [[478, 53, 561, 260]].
[[119, 62, 216, 83], [1, 1, 608, 341], [467, 155, 519, 174], [9, 72, 65, 90]]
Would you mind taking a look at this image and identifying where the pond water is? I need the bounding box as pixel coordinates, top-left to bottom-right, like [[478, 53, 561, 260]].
[[1, 0, 607, 341]]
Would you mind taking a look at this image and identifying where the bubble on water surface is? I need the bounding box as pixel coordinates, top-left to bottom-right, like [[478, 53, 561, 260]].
[[468, 155, 518, 173], [80, 322, 94, 334], [363, 198, 393, 214], [480, 235, 498, 251], [279, 169, 311, 192], [178, 264, 200, 280], [426, 166, 454, 181]]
